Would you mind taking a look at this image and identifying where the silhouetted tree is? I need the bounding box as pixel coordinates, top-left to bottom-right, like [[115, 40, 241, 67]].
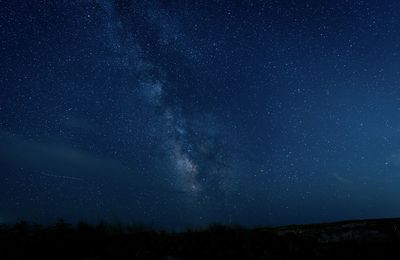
[[55, 218, 71, 231], [14, 220, 30, 234]]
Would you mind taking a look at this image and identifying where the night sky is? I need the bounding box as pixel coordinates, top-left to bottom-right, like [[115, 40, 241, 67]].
[[2, 0, 400, 229]]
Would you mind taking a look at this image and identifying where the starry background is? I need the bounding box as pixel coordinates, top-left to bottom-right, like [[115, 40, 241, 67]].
[[1, 0, 400, 229]]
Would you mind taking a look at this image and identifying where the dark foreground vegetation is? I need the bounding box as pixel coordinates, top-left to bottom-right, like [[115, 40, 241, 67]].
[[1, 218, 400, 259]]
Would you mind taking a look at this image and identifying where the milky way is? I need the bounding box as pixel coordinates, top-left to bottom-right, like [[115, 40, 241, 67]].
[[94, 0, 236, 199]]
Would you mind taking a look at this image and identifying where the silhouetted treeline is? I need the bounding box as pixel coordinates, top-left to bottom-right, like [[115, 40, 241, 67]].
[[1, 218, 400, 259]]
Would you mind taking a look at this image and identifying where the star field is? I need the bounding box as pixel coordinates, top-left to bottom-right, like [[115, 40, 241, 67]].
[[1, 0, 400, 229]]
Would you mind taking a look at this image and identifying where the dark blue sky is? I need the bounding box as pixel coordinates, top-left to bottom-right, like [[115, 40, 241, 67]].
[[2, 0, 400, 229]]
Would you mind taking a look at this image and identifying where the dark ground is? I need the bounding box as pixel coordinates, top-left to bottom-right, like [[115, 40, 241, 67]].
[[1, 218, 400, 259]]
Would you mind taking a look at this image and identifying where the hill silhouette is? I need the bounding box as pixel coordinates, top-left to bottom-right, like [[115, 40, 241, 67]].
[[1, 218, 400, 259]]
